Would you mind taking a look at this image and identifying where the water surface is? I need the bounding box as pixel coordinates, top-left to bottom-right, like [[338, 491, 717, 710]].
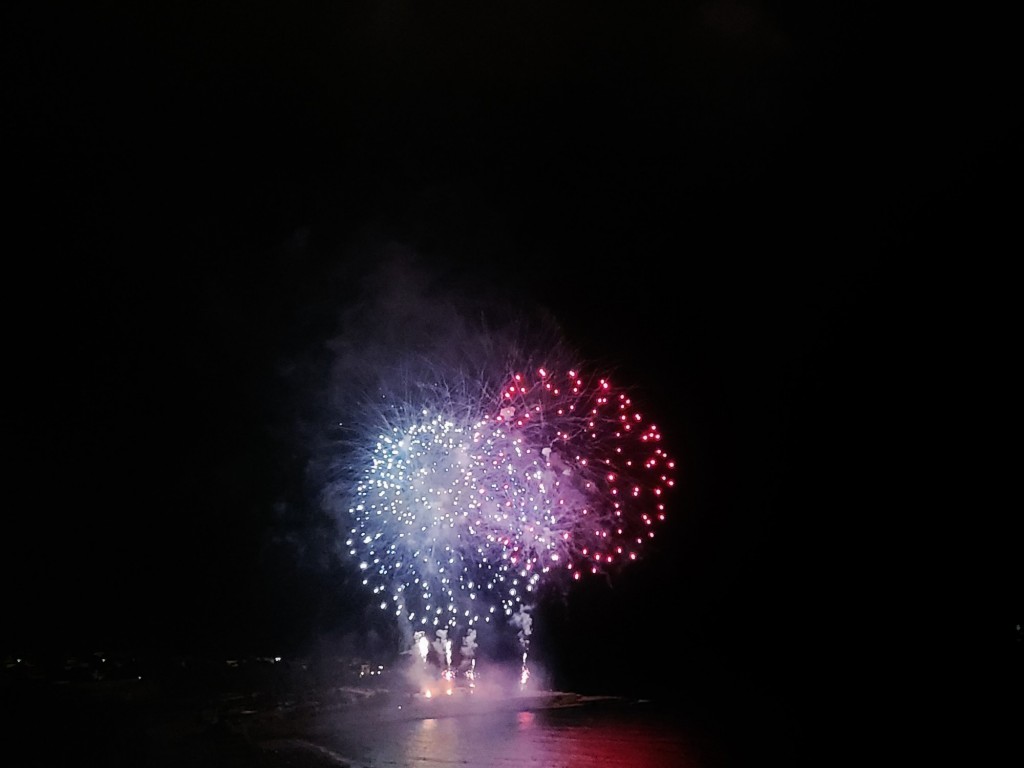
[[315, 700, 709, 768]]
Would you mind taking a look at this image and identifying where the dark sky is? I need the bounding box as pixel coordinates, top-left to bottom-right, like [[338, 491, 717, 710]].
[[3, 1, 1018, 716]]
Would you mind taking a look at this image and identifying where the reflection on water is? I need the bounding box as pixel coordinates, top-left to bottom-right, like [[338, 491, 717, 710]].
[[325, 702, 701, 768]]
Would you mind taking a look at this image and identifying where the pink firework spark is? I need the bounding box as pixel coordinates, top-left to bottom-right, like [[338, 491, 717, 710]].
[[484, 368, 674, 580]]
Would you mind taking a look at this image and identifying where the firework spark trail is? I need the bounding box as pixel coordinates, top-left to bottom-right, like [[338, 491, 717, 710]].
[[337, 366, 674, 667]]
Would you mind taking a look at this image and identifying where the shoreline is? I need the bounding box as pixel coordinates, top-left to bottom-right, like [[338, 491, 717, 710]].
[[227, 687, 630, 738]]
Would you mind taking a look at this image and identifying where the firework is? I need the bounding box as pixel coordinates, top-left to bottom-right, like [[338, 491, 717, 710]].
[[333, 363, 674, 671]]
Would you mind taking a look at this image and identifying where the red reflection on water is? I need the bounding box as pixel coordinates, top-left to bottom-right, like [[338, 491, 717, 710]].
[[391, 707, 697, 768], [551, 720, 694, 768]]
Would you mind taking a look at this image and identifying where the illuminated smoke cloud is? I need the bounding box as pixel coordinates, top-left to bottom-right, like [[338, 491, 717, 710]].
[[460, 628, 478, 661]]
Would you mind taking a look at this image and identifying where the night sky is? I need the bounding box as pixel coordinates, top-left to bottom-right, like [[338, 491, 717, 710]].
[[3, 0, 1018, 736]]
